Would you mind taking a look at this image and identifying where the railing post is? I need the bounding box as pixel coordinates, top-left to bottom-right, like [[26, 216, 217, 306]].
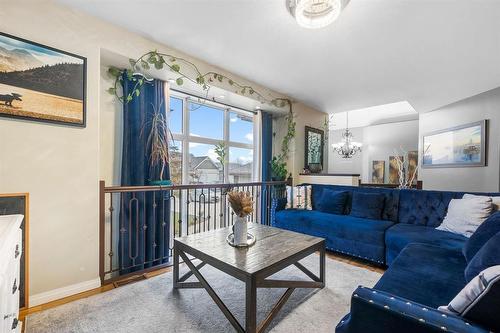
[[99, 180, 105, 285]]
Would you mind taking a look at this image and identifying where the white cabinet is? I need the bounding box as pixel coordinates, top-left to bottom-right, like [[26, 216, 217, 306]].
[[0, 215, 23, 333]]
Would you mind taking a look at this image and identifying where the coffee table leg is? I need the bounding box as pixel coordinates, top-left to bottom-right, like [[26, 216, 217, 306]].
[[320, 243, 326, 286], [173, 242, 179, 289], [246, 276, 257, 333]]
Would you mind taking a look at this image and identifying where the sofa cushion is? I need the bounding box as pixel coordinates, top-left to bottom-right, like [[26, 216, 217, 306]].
[[315, 189, 348, 215], [437, 196, 493, 237], [274, 209, 394, 263], [375, 243, 467, 308], [439, 265, 500, 333], [463, 212, 500, 263], [308, 184, 400, 222], [350, 192, 385, 220], [385, 224, 467, 265], [465, 231, 500, 282]]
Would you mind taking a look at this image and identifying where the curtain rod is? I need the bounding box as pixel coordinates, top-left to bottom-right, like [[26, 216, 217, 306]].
[[169, 86, 258, 115]]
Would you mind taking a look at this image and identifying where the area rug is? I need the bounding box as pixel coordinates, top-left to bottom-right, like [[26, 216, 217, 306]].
[[26, 255, 382, 333]]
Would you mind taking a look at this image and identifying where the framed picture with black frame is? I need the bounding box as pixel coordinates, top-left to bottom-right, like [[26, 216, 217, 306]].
[[305, 126, 325, 173], [422, 120, 488, 168], [0, 32, 86, 127]]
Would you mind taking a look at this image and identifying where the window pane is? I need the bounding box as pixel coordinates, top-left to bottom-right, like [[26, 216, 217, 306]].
[[228, 147, 253, 183], [169, 140, 182, 185], [189, 102, 223, 140], [229, 112, 253, 144], [188, 142, 222, 184], [169, 96, 183, 134]]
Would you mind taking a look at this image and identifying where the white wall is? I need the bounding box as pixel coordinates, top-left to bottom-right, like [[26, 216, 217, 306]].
[[419, 87, 500, 192], [361, 120, 419, 183], [0, 0, 325, 302], [328, 120, 419, 182]]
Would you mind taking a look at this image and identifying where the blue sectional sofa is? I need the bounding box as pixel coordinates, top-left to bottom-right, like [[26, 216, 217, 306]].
[[271, 184, 500, 333]]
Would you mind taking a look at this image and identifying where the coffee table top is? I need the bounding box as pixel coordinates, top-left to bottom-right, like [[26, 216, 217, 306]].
[[174, 224, 324, 278]]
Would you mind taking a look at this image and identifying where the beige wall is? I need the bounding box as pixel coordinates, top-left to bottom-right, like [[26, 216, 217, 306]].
[[0, 0, 325, 300]]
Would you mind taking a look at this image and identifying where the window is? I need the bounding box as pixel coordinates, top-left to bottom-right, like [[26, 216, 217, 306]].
[[168, 92, 257, 184], [169, 96, 183, 134]]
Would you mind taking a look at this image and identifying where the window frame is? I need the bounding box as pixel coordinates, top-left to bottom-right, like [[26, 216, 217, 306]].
[[168, 90, 258, 184]]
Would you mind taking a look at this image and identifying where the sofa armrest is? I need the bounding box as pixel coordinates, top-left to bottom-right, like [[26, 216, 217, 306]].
[[336, 286, 489, 333], [270, 197, 287, 226]]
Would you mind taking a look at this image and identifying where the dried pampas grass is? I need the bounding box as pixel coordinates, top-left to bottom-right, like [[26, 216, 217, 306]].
[[228, 191, 254, 217]]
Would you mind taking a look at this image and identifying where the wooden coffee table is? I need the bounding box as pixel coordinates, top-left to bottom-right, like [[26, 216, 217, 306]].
[[173, 224, 325, 333]]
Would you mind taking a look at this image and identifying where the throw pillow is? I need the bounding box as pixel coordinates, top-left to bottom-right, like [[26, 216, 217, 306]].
[[465, 231, 500, 282], [438, 265, 500, 332], [315, 189, 348, 215], [437, 196, 493, 237], [463, 211, 500, 263], [463, 193, 500, 211], [285, 185, 312, 210], [350, 192, 385, 220]]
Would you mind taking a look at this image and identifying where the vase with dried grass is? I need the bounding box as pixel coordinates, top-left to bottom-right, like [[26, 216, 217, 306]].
[[227, 190, 255, 247]]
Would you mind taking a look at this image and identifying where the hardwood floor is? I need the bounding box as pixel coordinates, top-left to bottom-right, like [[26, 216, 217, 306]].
[[19, 251, 384, 328]]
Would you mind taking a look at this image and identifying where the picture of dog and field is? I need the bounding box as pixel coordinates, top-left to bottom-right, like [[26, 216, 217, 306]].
[[0, 33, 85, 126]]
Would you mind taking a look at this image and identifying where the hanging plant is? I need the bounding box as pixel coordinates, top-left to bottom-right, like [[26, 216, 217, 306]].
[[107, 50, 291, 109]]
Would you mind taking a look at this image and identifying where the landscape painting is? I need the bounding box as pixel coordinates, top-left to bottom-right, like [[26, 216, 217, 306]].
[[371, 160, 385, 184], [0, 32, 85, 126], [422, 120, 486, 168]]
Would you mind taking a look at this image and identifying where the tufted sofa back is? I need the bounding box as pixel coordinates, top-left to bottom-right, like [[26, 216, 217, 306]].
[[398, 189, 500, 227], [302, 184, 500, 227]]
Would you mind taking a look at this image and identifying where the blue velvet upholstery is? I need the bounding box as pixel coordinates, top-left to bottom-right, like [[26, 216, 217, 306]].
[[273, 209, 393, 263], [336, 286, 490, 333], [463, 211, 500, 263], [465, 231, 500, 282], [315, 189, 348, 215], [307, 184, 400, 222], [350, 192, 386, 220], [375, 244, 467, 308], [385, 224, 467, 265]]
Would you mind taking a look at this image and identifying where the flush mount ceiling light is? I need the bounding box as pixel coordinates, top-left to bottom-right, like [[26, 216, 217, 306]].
[[289, 0, 343, 29]]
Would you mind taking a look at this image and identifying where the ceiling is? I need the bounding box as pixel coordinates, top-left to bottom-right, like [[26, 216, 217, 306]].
[[58, 0, 500, 114]]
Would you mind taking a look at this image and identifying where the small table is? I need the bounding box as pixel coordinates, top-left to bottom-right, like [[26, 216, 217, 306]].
[[173, 224, 325, 333]]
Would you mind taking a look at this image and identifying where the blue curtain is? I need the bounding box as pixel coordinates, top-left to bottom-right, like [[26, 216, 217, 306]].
[[260, 111, 273, 225], [119, 75, 170, 274]]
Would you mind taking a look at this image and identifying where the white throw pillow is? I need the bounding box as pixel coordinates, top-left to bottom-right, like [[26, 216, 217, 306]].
[[438, 265, 500, 316], [463, 193, 500, 212], [437, 196, 492, 237], [286, 185, 312, 210]]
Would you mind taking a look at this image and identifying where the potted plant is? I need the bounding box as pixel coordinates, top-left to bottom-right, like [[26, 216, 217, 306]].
[[227, 190, 254, 246], [270, 156, 287, 181], [146, 103, 172, 186]]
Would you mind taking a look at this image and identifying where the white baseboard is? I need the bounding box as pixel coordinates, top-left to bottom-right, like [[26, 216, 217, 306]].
[[29, 278, 101, 307]]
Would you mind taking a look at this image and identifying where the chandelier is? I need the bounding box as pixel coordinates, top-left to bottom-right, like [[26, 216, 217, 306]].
[[289, 0, 343, 29], [332, 112, 362, 158]]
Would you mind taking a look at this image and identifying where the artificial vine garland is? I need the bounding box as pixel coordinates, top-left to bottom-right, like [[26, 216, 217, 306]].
[[107, 50, 291, 109]]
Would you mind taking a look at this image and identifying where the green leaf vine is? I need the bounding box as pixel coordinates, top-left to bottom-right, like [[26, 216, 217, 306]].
[[106, 50, 291, 109]]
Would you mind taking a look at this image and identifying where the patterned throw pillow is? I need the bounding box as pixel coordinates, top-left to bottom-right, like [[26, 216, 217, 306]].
[[286, 185, 312, 210]]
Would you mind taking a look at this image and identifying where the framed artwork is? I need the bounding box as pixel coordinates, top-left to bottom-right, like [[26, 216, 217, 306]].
[[389, 156, 403, 184], [0, 193, 29, 310], [371, 160, 385, 184], [408, 151, 418, 184], [422, 120, 487, 168], [304, 126, 324, 173], [0, 32, 86, 127]]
